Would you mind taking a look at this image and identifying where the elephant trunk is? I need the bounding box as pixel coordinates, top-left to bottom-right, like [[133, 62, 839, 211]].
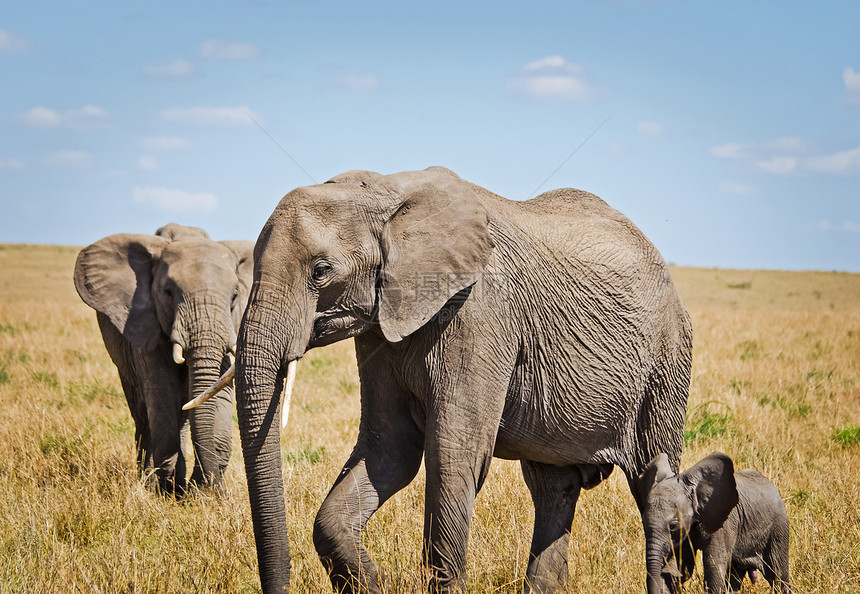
[[645, 535, 672, 594], [186, 343, 232, 487], [175, 297, 236, 490], [236, 299, 295, 592]]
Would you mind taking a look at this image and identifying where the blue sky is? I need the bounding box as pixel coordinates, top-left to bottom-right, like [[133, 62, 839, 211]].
[[1, 1, 858, 271]]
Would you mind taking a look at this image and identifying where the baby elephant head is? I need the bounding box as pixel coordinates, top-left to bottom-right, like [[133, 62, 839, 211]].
[[637, 452, 739, 594]]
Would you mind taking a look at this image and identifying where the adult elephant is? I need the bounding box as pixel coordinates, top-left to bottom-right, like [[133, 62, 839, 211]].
[[74, 223, 254, 496], [205, 168, 692, 592]]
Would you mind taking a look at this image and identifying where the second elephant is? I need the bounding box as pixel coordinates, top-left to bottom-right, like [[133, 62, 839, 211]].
[[75, 224, 254, 495]]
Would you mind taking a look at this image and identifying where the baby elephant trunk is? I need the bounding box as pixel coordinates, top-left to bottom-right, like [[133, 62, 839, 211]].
[[646, 546, 674, 594]]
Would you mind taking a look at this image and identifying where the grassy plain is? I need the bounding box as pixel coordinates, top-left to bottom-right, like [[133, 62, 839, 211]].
[[0, 243, 858, 592]]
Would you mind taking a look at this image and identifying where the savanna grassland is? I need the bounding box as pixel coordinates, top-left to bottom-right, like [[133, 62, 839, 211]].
[[0, 243, 858, 593]]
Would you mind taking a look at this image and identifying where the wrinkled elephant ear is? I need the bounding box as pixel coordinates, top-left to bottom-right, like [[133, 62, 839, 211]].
[[377, 180, 495, 342], [636, 452, 676, 507], [681, 451, 739, 532], [74, 233, 167, 351], [220, 240, 255, 327]]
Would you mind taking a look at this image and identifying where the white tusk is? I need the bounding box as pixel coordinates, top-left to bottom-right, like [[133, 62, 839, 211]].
[[182, 362, 235, 410], [230, 344, 237, 355], [228, 344, 236, 365], [281, 359, 297, 429], [173, 343, 185, 365]]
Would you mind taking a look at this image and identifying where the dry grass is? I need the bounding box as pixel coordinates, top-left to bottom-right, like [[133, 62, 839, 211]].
[[0, 245, 858, 593]]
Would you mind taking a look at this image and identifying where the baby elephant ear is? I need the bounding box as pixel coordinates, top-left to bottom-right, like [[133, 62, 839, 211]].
[[378, 183, 494, 342], [682, 451, 739, 532], [74, 233, 167, 351], [636, 453, 675, 508]]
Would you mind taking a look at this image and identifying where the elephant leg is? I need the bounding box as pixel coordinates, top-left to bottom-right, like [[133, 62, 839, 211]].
[[313, 388, 424, 593], [766, 527, 792, 593], [134, 346, 186, 497], [144, 391, 185, 495], [422, 397, 502, 593], [701, 552, 729, 594], [521, 461, 583, 594]]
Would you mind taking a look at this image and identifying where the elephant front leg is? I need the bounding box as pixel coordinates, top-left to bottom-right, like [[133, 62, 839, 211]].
[[422, 401, 501, 593], [521, 461, 583, 594], [313, 396, 424, 593], [144, 395, 185, 496], [701, 550, 730, 594]]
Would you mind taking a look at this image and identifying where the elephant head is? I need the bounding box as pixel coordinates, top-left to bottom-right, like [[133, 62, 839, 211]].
[[228, 167, 493, 590], [74, 226, 254, 491], [638, 452, 739, 594]]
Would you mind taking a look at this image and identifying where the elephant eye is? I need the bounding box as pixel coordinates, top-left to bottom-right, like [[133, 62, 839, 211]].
[[164, 286, 173, 298], [669, 520, 681, 533], [312, 261, 333, 283], [231, 287, 239, 306]]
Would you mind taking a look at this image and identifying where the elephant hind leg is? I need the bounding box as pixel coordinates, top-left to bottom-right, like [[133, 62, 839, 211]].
[[764, 529, 792, 594], [521, 461, 583, 594]]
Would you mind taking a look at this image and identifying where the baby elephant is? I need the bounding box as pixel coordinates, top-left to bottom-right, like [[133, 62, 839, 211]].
[[638, 451, 791, 594]]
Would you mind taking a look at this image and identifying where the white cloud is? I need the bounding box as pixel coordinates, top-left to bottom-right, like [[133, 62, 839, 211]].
[[140, 136, 192, 151], [200, 40, 260, 60], [160, 106, 257, 126], [340, 74, 380, 93], [844, 67, 860, 105], [0, 29, 30, 53], [755, 156, 796, 175], [21, 107, 62, 128], [804, 146, 860, 173], [133, 186, 218, 213], [807, 219, 860, 234], [636, 121, 665, 137], [764, 136, 806, 153], [46, 150, 91, 167], [138, 156, 158, 171], [709, 143, 750, 159], [719, 181, 758, 195], [525, 55, 573, 71], [21, 105, 108, 128], [523, 76, 591, 102], [0, 158, 25, 170], [146, 59, 196, 79], [512, 55, 595, 102], [709, 136, 860, 177]]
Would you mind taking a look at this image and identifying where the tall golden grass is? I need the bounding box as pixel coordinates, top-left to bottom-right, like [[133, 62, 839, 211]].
[[0, 244, 857, 592]]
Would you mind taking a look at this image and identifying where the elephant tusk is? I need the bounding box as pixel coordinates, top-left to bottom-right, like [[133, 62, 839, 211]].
[[228, 344, 236, 365], [182, 362, 235, 410], [281, 359, 297, 429], [173, 343, 185, 365]]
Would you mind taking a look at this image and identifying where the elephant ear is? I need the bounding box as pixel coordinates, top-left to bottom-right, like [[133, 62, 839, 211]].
[[221, 240, 255, 327], [636, 452, 676, 507], [377, 183, 494, 342], [681, 451, 739, 532], [74, 234, 167, 351]]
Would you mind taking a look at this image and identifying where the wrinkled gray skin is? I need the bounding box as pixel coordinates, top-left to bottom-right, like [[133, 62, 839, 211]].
[[638, 452, 791, 594], [235, 167, 692, 593], [75, 223, 253, 496]]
